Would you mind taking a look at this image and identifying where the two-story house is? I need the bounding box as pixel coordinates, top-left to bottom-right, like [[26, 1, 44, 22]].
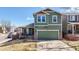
[[33, 8, 62, 40], [64, 12, 79, 35]]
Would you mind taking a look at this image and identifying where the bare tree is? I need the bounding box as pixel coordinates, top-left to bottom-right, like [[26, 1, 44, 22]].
[[0, 19, 11, 33]]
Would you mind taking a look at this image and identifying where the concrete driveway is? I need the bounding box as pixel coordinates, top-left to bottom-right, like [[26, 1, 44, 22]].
[[37, 40, 75, 51]]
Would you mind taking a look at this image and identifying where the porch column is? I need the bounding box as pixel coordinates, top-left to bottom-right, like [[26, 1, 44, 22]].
[[72, 24, 74, 35]]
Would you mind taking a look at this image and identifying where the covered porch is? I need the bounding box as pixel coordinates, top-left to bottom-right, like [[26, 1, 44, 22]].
[[67, 22, 79, 35], [65, 22, 79, 41]]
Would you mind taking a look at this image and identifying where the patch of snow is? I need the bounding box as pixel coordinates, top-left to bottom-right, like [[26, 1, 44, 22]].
[[0, 33, 12, 44], [0, 38, 12, 44]]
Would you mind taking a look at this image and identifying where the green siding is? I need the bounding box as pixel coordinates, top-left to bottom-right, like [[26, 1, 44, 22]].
[[34, 25, 62, 39], [48, 15, 61, 24], [34, 12, 61, 25], [38, 31, 58, 40], [34, 9, 62, 40], [35, 25, 61, 32]]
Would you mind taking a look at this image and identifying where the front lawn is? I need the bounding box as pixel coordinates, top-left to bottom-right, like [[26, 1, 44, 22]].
[[0, 39, 76, 51], [0, 39, 37, 51]]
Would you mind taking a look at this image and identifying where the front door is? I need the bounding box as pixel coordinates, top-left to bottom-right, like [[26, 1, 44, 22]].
[[29, 28, 34, 35]]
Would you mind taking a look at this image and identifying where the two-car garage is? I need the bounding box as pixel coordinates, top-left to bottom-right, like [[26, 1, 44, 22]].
[[37, 30, 59, 40]]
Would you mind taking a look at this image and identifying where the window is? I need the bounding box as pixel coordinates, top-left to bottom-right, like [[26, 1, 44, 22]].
[[52, 15, 58, 23], [38, 16, 41, 22], [37, 15, 46, 23], [70, 15, 75, 21], [67, 15, 78, 22], [42, 16, 46, 22], [75, 15, 77, 21]]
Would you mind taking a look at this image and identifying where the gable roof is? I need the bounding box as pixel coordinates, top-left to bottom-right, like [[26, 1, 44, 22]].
[[34, 8, 61, 15], [43, 8, 53, 11], [35, 11, 47, 14]]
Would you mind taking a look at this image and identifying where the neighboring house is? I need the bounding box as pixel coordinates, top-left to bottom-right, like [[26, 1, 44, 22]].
[[10, 26, 16, 32], [63, 12, 79, 35], [33, 8, 62, 40], [13, 27, 25, 39], [25, 23, 34, 36], [14, 23, 34, 38], [15, 27, 23, 34]]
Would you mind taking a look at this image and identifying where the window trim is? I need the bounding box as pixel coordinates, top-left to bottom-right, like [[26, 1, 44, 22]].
[[70, 15, 75, 21], [37, 15, 41, 23], [37, 15, 46, 23], [52, 15, 58, 23], [67, 15, 77, 22]]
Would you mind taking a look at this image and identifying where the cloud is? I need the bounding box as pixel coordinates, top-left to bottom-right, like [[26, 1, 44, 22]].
[[65, 7, 79, 12], [60, 7, 79, 13], [26, 17, 34, 21]]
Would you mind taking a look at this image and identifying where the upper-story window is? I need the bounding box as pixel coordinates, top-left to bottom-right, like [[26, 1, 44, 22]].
[[70, 15, 75, 21], [52, 15, 58, 23], [67, 15, 78, 22], [38, 16, 41, 22], [37, 15, 46, 23]]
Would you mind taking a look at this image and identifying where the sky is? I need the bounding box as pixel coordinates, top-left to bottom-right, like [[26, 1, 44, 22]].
[[0, 7, 71, 27]]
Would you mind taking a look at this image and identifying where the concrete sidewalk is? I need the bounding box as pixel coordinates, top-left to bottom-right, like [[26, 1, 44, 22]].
[[0, 33, 12, 44], [37, 40, 75, 51]]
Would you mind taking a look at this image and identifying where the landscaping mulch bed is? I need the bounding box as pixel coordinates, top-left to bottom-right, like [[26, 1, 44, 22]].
[[64, 34, 79, 41]]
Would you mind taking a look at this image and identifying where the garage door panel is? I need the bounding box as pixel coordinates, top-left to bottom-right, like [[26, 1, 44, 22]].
[[38, 31, 58, 40]]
